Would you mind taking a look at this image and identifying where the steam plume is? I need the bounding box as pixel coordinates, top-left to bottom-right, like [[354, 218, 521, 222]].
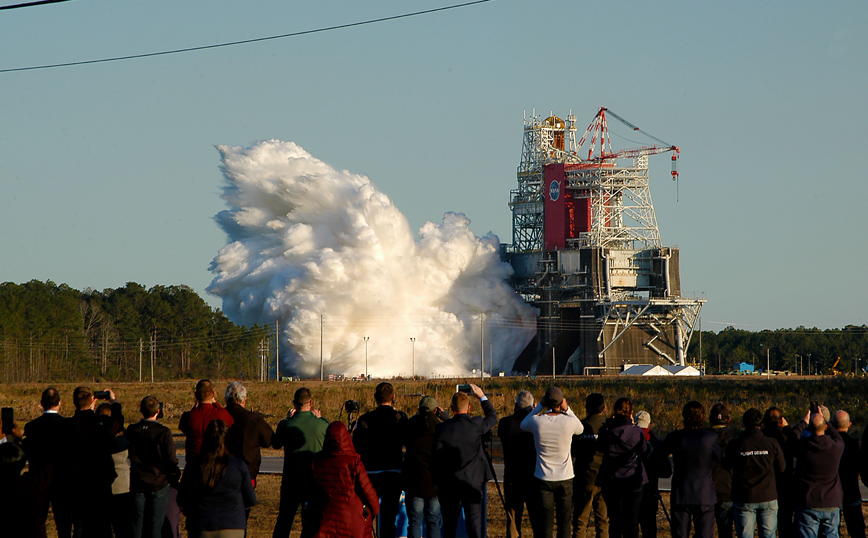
[[208, 140, 536, 377]]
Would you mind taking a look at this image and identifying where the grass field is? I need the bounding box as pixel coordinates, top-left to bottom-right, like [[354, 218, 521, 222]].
[[3, 376, 867, 537]]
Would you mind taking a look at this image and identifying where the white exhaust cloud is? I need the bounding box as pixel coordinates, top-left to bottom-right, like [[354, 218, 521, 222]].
[[208, 140, 536, 378]]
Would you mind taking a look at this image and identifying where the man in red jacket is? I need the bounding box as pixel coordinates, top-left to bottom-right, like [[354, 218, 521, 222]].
[[179, 379, 234, 460]]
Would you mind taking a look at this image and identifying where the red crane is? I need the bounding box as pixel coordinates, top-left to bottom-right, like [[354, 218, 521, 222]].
[[577, 107, 680, 180]]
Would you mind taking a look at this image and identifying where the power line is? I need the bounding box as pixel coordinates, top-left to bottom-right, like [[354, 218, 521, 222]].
[[0, 0, 74, 11], [1, 0, 493, 73]]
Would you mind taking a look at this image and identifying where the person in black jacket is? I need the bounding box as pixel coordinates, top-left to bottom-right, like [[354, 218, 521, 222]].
[[762, 406, 798, 538], [60, 386, 122, 538], [791, 410, 844, 538], [402, 395, 449, 538], [499, 390, 536, 538], [832, 410, 866, 538], [0, 442, 52, 538], [708, 403, 737, 538], [636, 410, 671, 538], [725, 408, 785, 538], [352, 382, 408, 538], [224, 382, 274, 487], [433, 383, 497, 538], [662, 401, 720, 538], [596, 397, 649, 538], [127, 396, 180, 538], [23, 387, 68, 538], [572, 393, 608, 538]]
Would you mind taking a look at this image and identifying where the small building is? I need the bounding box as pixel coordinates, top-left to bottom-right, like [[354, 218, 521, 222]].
[[662, 364, 701, 376], [620, 364, 671, 376], [736, 362, 755, 374]]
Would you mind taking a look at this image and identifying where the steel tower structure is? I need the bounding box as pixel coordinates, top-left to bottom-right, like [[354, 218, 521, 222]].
[[507, 107, 705, 374]]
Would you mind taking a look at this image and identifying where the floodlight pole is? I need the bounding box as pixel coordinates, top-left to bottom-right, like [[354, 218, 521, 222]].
[[364, 336, 369, 379], [410, 337, 416, 378]]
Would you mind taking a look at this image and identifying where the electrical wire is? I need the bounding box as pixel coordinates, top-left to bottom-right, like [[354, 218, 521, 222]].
[[0, 0, 493, 73], [0, 0, 74, 11]]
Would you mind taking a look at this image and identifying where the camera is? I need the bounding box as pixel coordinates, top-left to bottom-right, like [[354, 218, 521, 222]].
[[456, 384, 472, 394], [157, 402, 164, 420], [344, 400, 360, 414], [94, 390, 110, 400], [1, 407, 13, 434], [810, 401, 819, 414]]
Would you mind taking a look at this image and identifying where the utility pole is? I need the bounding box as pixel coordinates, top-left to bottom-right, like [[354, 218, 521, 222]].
[[767, 347, 770, 380], [410, 337, 416, 378], [150, 329, 156, 383], [275, 319, 280, 382], [489, 342, 493, 378], [552, 347, 556, 380], [364, 336, 369, 379], [138, 338, 143, 382], [480, 313, 485, 380], [319, 314, 324, 382]]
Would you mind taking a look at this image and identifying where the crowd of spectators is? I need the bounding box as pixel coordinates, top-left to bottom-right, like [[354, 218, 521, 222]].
[[1, 381, 866, 538]]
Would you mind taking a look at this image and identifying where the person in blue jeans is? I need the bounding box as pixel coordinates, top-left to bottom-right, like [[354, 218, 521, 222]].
[[791, 410, 845, 538], [127, 396, 180, 538], [724, 408, 786, 538], [402, 396, 449, 538]]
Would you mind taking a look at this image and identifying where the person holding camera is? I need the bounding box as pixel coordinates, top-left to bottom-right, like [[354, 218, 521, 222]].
[[127, 395, 180, 538], [179, 380, 235, 461], [60, 386, 122, 538], [402, 395, 450, 538], [432, 383, 497, 538], [272, 387, 329, 538], [791, 408, 844, 538], [352, 382, 409, 538], [520, 386, 585, 538]]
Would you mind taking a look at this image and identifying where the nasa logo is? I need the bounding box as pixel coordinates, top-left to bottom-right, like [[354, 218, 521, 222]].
[[549, 180, 560, 201]]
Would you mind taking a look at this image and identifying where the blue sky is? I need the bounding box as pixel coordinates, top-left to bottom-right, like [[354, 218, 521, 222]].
[[2, 0, 867, 331]]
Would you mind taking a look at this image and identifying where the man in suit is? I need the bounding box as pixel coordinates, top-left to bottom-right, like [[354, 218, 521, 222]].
[[432, 383, 497, 538], [662, 400, 721, 538], [24, 387, 68, 537]]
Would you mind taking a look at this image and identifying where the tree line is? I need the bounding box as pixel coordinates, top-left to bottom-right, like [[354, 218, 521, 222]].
[[688, 325, 868, 375], [0, 280, 271, 383]]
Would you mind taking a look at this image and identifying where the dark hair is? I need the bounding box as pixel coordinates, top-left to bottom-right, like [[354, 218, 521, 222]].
[[0, 443, 26, 477], [198, 420, 229, 488], [585, 393, 605, 414], [613, 397, 633, 418], [72, 386, 93, 410], [375, 382, 395, 405], [709, 402, 729, 425], [762, 407, 783, 428], [195, 379, 214, 402], [40, 387, 60, 410], [743, 408, 763, 429], [293, 387, 312, 407], [682, 401, 705, 428], [95, 403, 112, 416], [140, 396, 160, 418]]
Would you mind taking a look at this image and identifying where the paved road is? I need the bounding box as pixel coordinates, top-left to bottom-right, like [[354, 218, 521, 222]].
[[179, 456, 868, 501]]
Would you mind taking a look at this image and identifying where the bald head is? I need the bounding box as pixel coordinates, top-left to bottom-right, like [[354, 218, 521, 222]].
[[833, 410, 851, 431], [809, 413, 827, 435]]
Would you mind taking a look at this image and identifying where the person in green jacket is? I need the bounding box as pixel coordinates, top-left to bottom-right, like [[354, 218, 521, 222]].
[[271, 387, 329, 538]]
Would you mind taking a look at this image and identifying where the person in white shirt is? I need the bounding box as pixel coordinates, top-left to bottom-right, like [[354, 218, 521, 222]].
[[521, 386, 585, 538]]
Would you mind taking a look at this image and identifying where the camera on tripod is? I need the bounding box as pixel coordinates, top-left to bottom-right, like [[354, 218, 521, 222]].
[[344, 400, 360, 414]]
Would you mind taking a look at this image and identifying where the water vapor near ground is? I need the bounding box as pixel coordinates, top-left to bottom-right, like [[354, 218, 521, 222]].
[[208, 140, 536, 377]]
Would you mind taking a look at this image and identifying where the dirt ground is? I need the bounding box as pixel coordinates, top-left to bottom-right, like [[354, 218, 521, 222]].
[[42, 475, 867, 538]]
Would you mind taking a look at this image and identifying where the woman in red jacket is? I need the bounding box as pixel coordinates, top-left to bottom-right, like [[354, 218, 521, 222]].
[[309, 421, 380, 538]]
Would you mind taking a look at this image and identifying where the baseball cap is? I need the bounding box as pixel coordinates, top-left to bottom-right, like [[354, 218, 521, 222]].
[[419, 396, 438, 412], [543, 386, 564, 409], [635, 410, 651, 428], [710, 403, 730, 425]]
